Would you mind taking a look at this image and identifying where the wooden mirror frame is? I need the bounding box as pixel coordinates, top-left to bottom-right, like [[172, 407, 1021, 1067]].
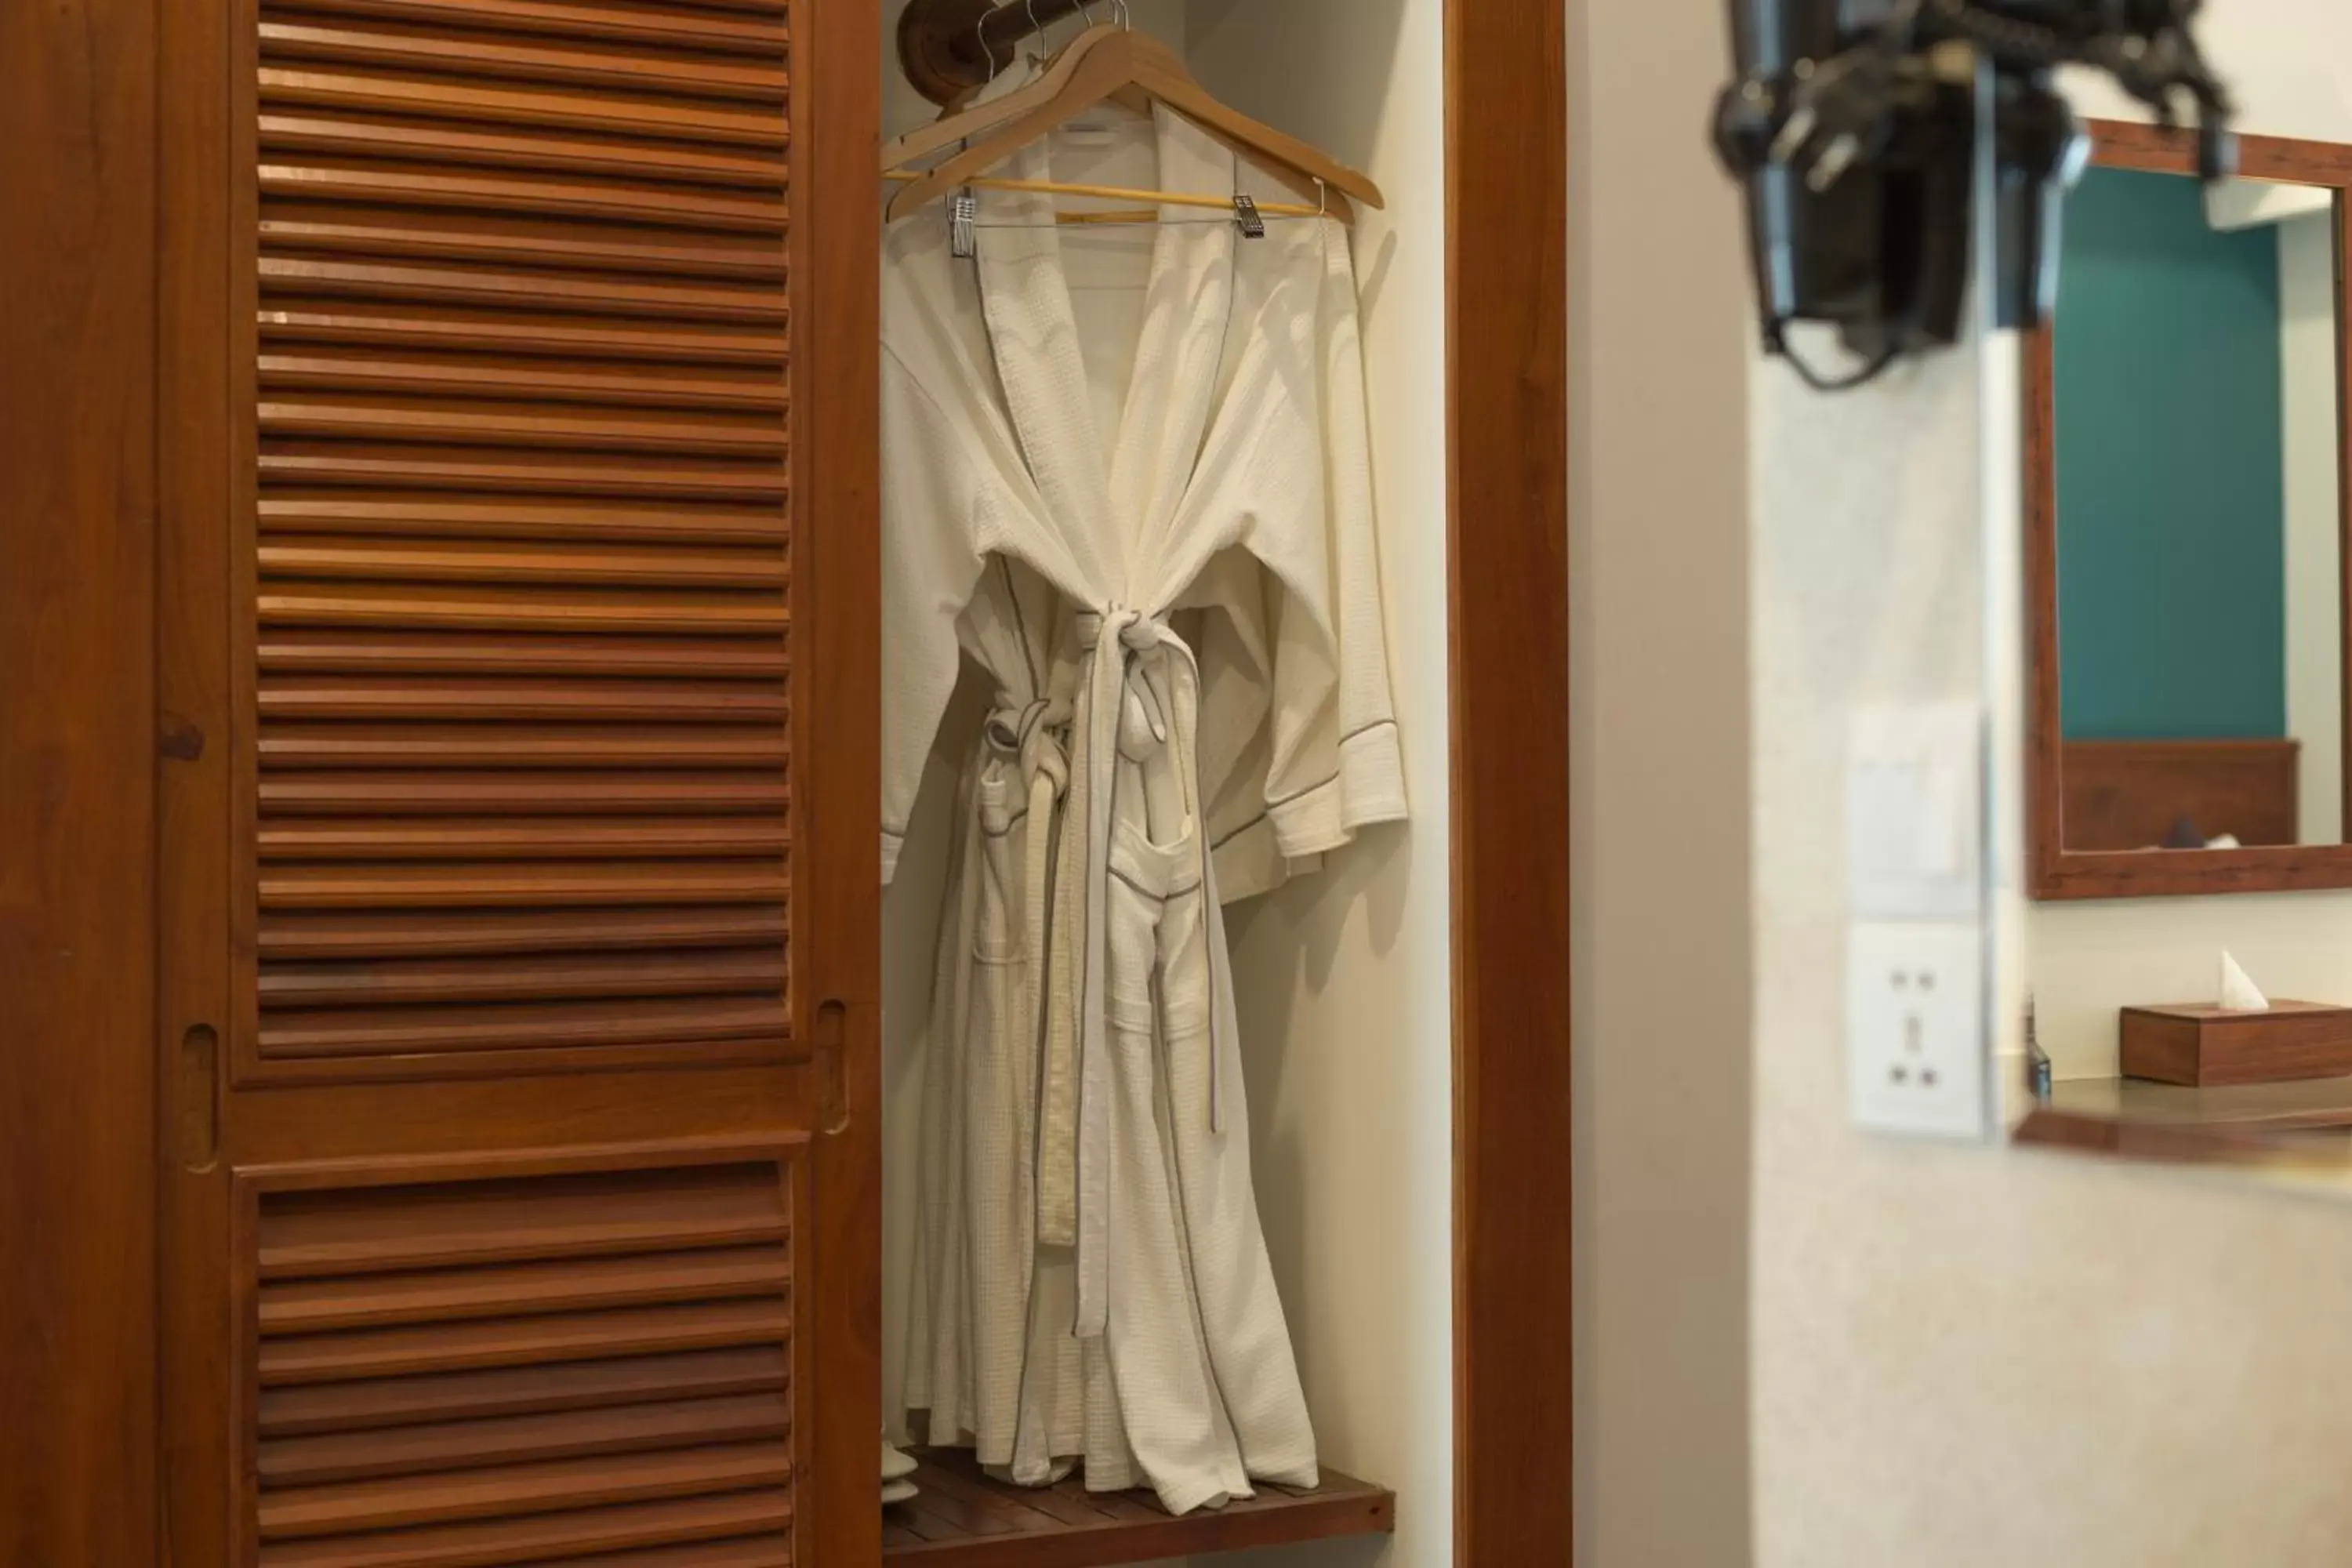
[[2028, 119, 2352, 901]]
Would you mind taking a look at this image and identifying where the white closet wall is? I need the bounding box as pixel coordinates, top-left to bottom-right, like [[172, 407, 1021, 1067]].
[[1186, 5, 1453, 1566]]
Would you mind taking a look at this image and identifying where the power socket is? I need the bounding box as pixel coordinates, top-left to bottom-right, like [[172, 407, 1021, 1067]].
[[1846, 920, 1990, 1141]]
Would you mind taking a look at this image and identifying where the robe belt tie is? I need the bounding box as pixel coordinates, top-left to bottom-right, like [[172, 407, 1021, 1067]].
[[983, 697, 1073, 801], [1047, 608, 1225, 1341], [984, 694, 1073, 1262]]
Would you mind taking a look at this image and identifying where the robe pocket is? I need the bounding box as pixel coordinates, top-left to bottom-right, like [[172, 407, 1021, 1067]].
[[972, 774, 1027, 967], [1106, 816, 1208, 1036], [1155, 880, 1214, 1043]]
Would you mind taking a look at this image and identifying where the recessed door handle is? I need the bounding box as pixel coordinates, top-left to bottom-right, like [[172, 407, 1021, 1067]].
[[816, 1000, 849, 1135], [176, 1025, 220, 1172]]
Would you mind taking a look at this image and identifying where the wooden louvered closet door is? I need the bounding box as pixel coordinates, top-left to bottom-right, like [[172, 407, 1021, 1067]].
[[155, 0, 880, 1564]]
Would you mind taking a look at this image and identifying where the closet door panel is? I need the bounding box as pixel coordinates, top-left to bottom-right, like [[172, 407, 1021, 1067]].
[[1, 0, 162, 1555], [236, 1145, 800, 1568], [162, 0, 879, 1559], [245, 0, 796, 1088]]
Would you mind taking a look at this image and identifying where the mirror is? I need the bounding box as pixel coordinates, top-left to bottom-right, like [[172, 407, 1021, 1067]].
[[2029, 124, 2352, 901], [2055, 167, 2342, 850], [2016, 125, 2352, 1176]]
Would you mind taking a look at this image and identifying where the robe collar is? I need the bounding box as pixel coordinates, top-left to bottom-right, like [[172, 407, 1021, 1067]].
[[972, 104, 1237, 608]]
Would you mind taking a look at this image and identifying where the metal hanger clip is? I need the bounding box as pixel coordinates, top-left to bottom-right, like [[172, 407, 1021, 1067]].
[[951, 189, 979, 258], [1232, 194, 1266, 240]]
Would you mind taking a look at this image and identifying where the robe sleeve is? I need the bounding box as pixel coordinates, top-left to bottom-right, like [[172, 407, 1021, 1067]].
[[881, 345, 987, 884], [1244, 224, 1410, 874]]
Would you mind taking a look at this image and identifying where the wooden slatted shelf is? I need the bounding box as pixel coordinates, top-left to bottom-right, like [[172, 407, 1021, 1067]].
[[882, 1450, 1394, 1567]]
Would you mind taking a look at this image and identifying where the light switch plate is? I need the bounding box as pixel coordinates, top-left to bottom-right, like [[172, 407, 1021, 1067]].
[[1848, 702, 1984, 921], [1846, 920, 1991, 1141]]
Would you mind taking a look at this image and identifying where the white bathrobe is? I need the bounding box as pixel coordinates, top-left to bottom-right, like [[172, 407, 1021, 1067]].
[[884, 104, 1407, 1517]]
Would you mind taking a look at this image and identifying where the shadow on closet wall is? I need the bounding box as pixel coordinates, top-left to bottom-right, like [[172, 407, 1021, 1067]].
[[1194, 4, 1454, 1568], [1188, 0, 1412, 173]]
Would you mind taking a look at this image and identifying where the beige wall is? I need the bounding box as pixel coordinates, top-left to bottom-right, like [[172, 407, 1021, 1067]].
[[1567, 2, 1755, 1566], [1755, 6, 2352, 1566]]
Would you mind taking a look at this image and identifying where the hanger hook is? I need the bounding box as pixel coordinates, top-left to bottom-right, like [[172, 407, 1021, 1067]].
[[1113, 0, 1131, 27], [978, 0, 1004, 82], [1026, 0, 1058, 50]]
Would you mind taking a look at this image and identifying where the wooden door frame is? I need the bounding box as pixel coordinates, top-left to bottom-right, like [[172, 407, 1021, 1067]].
[[797, 0, 887, 1563], [0, 0, 162, 1559], [1447, 0, 1573, 1563]]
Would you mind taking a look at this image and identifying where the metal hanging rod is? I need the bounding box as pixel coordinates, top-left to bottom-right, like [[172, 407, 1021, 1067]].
[[898, 0, 1097, 105]]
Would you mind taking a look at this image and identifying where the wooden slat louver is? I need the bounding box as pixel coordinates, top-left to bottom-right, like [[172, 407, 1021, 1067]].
[[251, 1162, 794, 1568], [250, 0, 793, 1081]]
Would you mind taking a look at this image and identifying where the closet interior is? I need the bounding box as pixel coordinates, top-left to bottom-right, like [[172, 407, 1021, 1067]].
[[875, 1, 1449, 1563]]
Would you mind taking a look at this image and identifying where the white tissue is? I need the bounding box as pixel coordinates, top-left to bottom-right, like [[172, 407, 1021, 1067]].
[[2220, 950, 2270, 1012]]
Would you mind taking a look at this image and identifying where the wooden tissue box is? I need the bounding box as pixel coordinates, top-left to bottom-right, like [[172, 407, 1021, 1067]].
[[2121, 1002, 2352, 1087]]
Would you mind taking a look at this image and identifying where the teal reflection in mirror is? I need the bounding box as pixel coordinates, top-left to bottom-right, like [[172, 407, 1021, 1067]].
[[2053, 165, 2344, 852]]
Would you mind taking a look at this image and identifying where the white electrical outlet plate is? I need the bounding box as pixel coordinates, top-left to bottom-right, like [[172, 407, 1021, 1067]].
[[1847, 920, 1991, 1141]]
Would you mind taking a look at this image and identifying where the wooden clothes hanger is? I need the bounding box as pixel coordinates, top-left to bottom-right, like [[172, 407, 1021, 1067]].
[[882, 12, 1121, 172], [883, 20, 1383, 227]]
